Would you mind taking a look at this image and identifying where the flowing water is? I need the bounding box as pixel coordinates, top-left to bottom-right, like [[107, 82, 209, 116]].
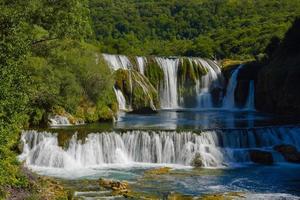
[[222, 65, 243, 109], [245, 80, 255, 111], [155, 57, 179, 109], [19, 54, 300, 199]]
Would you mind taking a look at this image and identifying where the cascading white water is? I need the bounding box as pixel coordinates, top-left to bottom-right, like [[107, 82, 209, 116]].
[[245, 80, 255, 111], [19, 127, 300, 169], [102, 54, 226, 110], [155, 58, 179, 109], [222, 65, 243, 109], [194, 59, 222, 109], [136, 56, 146, 75], [103, 54, 132, 110], [102, 54, 132, 70], [113, 87, 127, 110], [48, 115, 71, 126]]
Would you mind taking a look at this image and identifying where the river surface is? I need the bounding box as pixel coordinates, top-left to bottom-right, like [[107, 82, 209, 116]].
[[21, 109, 300, 199]]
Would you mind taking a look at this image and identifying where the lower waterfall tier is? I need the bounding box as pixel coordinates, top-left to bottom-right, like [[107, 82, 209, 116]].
[[19, 127, 300, 169]]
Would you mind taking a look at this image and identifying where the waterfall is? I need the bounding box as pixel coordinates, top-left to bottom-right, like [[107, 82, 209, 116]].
[[245, 80, 255, 111], [195, 59, 222, 109], [102, 54, 132, 70], [136, 56, 146, 75], [113, 87, 127, 110], [222, 65, 243, 109], [19, 127, 300, 169], [48, 115, 71, 126], [155, 58, 179, 109]]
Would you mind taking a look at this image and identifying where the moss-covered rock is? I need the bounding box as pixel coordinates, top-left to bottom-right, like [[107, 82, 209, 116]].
[[178, 58, 208, 107], [191, 153, 204, 168], [144, 57, 164, 91], [144, 167, 172, 176], [114, 68, 160, 112]]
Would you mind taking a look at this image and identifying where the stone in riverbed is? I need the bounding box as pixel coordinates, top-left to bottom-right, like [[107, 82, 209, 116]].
[[144, 167, 172, 175], [249, 150, 273, 165], [98, 178, 129, 193]]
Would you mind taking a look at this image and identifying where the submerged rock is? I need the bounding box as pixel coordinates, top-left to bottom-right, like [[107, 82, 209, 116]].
[[201, 192, 245, 200], [274, 144, 300, 163], [191, 153, 204, 168], [144, 167, 172, 175], [249, 150, 273, 165], [98, 178, 129, 194]]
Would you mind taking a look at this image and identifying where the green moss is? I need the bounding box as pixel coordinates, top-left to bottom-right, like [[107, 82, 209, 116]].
[[177, 58, 208, 105], [97, 105, 114, 121], [114, 68, 159, 111], [144, 57, 164, 91]]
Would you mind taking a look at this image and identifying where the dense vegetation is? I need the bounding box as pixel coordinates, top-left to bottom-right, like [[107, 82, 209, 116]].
[[255, 18, 300, 114], [90, 0, 300, 59], [0, 0, 115, 198]]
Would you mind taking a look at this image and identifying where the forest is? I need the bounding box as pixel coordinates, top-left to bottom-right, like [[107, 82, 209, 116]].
[[1, 0, 300, 199], [90, 0, 300, 59]]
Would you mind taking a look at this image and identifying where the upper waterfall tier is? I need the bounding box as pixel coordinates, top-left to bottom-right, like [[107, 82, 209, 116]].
[[102, 54, 228, 110], [19, 127, 300, 169]]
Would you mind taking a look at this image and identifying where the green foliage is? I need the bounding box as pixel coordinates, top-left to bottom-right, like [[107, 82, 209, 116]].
[[0, 0, 109, 198], [27, 40, 116, 124], [253, 18, 300, 114], [89, 0, 300, 59], [144, 58, 164, 91]]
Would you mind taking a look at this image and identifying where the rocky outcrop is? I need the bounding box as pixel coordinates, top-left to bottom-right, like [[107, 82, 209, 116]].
[[274, 144, 300, 163], [249, 150, 273, 165]]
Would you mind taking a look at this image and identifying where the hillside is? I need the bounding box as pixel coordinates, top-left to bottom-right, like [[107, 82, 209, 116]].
[[256, 18, 300, 115], [89, 0, 300, 59]]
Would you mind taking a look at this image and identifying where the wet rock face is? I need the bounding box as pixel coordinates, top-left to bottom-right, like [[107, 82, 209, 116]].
[[274, 144, 300, 163], [256, 63, 300, 115], [235, 80, 250, 108], [249, 150, 273, 165]]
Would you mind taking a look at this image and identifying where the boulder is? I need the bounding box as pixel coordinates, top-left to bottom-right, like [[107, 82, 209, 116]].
[[274, 144, 297, 154], [99, 178, 129, 193], [191, 153, 204, 168], [274, 144, 300, 163], [249, 150, 273, 165]]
